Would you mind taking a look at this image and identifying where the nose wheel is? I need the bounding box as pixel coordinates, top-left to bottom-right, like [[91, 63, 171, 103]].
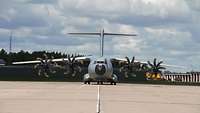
[[97, 81, 103, 85], [84, 81, 90, 84]]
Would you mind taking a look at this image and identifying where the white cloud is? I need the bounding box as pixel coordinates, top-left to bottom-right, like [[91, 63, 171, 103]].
[[144, 27, 193, 49], [57, 0, 190, 22], [0, 0, 200, 72], [14, 27, 32, 38], [186, 0, 200, 11], [0, 28, 10, 35], [112, 37, 144, 54], [0, 8, 17, 22]]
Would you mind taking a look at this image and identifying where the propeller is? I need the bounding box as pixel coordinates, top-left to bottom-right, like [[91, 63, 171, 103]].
[[34, 53, 57, 77], [62, 55, 82, 76], [120, 56, 141, 78]]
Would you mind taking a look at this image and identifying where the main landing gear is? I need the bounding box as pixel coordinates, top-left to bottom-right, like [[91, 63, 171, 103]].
[[84, 81, 116, 85], [110, 82, 116, 85]]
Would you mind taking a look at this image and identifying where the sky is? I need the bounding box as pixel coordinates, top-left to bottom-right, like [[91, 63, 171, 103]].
[[0, 0, 200, 72]]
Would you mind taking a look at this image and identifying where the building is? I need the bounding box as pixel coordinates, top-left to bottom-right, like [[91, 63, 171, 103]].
[[0, 59, 6, 66]]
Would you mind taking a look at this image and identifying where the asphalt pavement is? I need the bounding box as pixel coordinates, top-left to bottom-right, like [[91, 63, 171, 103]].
[[0, 82, 200, 113]]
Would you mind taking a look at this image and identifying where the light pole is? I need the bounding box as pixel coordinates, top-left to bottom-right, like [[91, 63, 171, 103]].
[[8, 30, 13, 65], [9, 31, 12, 54]]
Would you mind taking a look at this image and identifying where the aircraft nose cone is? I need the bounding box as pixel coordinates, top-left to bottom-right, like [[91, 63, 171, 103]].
[[95, 64, 106, 75], [97, 65, 102, 70]]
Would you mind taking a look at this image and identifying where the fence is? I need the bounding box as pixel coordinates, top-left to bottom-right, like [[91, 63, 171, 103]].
[[163, 72, 200, 83]]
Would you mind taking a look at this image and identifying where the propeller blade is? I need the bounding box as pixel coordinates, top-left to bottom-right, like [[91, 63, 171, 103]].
[[72, 56, 76, 63], [43, 53, 48, 59], [125, 56, 130, 64], [67, 55, 71, 62], [131, 56, 135, 63]]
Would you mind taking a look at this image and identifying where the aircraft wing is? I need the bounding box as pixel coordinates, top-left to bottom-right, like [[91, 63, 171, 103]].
[[160, 64, 186, 69], [12, 56, 91, 65], [52, 56, 90, 62], [112, 57, 185, 68], [12, 60, 41, 65], [113, 57, 146, 64]]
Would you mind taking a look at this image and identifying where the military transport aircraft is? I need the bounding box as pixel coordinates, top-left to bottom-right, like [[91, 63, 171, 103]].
[[12, 29, 183, 85]]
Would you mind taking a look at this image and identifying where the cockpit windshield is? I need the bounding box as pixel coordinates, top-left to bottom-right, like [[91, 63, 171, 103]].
[[97, 61, 104, 64], [94, 58, 107, 64]]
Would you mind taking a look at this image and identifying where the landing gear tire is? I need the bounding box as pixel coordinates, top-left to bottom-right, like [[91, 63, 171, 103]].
[[111, 82, 116, 85], [84, 81, 90, 84], [100, 81, 103, 85], [97, 81, 103, 85]]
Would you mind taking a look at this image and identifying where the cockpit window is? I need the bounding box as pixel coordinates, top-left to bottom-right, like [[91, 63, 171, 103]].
[[97, 61, 104, 63], [94, 59, 107, 64], [96, 59, 107, 64]]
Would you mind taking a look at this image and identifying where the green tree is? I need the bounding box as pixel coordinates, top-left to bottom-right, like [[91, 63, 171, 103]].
[[0, 49, 8, 59], [147, 58, 166, 79]]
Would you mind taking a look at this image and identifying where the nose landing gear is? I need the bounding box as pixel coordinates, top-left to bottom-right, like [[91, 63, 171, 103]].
[[84, 81, 116, 85], [84, 81, 90, 84], [97, 81, 103, 85]]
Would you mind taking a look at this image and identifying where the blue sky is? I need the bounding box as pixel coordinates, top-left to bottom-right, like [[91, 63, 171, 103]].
[[0, 0, 200, 72]]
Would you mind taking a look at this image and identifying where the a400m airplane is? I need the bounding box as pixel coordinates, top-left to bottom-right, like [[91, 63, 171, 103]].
[[68, 29, 138, 85], [13, 29, 138, 85]]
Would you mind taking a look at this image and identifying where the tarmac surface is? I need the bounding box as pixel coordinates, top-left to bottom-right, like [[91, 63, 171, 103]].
[[0, 81, 200, 113]]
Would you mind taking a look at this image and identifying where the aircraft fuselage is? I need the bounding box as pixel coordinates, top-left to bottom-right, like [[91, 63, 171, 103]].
[[83, 57, 118, 84]]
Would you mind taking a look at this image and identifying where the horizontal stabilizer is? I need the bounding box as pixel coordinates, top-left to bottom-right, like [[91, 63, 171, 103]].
[[68, 29, 137, 57], [68, 33, 100, 35], [68, 32, 137, 36], [104, 33, 137, 36]]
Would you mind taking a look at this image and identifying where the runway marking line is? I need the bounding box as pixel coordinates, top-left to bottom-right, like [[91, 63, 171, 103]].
[[96, 85, 100, 113], [78, 84, 86, 89]]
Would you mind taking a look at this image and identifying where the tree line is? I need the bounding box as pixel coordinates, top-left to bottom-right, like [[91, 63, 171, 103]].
[[0, 49, 84, 65]]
